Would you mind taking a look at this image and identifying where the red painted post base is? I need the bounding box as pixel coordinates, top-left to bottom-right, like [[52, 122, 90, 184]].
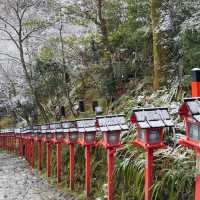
[[46, 143, 51, 177], [107, 148, 115, 200], [31, 140, 35, 169], [195, 150, 200, 200], [56, 143, 61, 184], [145, 149, 153, 200], [85, 146, 91, 197], [38, 141, 42, 172], [70, 144, 75, 190], [25, 141, 29, 162], [13, 137, 16, 154]]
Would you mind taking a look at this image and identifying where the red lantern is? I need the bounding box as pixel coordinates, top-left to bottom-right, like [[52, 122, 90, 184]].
[[96, 114, 128, 148], [179, 68, 200, 200], [62, 120, 78, 190], [76, 118, 97, 145], [33, 126, 43, 141], [131, 108, 173, 149], [41, 124, 52, 177], [76, 118, 97, 197], [50, 123, 64, 144], [41, 124, 53, 143], [62, 121, 78, 144], [179, 98, 200, 146], [130, 107, 174, 200], [96, 114, 128, 200]]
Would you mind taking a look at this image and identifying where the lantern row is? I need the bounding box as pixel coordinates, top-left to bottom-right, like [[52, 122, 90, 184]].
[[0, 114, 128, 147], [0, 114, 129, 200], [1, 100, 200, 200]]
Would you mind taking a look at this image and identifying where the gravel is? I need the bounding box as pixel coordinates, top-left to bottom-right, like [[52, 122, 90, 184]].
[[0, 152, 77, 200]]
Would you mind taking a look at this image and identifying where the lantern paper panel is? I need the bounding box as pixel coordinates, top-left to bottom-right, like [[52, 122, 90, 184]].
[[85, 133, 96, 143], [105, 132, 120, 145], [148, 130, 160, 144], [138, 129, 145, 142], [189, 123, 200, 141], [69, 133, 79, 143], [62, 121, 78, 143], [76, 118, 97, 144]]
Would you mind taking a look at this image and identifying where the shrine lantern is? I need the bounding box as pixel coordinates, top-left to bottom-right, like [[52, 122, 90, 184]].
[[51, 123, 64, 143], [179, 68, 200, 200], [62, 120, 79, 190], [96, 114, 128, 200], [33, 125, 43, 141], [76, 118, 97, 197], [76, 118, 97, 145], [41, 124, 53, 142], [25, 127, 33, 139], [62, 121, 78, 144], [179, 98, 200, 146], [96, 114, 129, 148], [15, 128, 21, 138], [130, 107, 174, 200], [130, 107, 174, 149]]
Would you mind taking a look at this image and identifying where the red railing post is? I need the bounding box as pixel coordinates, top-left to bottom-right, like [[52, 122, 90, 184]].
[[19, 138, 22, 157], [70, 143, 75, 190], [13, 136, 16, 154], [28, 141, 30, 163], [31, 140, 35, 169], [56, 142, 61, 183], [85, 145, 91, 197], [7, 136, 9, 151], [46, 143, 51, 177], [3, 136, 5, 150], [38, 140, 42, 172], [25, 141, 28, 160], [145, 149, 153, 200], [10, 136, 12, 152], [27, 140, 31, 164], [195, 150, 200, 200], [27, 141, 30, 163], [107, 148, 115, 200]]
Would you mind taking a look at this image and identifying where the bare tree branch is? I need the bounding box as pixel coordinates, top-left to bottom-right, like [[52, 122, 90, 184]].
[[22, 25, 47, 42], [0, 52, 21, 63], [0, 17, 19, 35], [0, 28, 20, 49]]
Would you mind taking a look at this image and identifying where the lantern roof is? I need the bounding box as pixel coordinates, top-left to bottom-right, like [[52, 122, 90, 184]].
[[131, 107, 174, 129], [62, 121, 77, 133], [96, 114, 129, 132], [179, 97, 200, 122], [49, 123, 61, 129], [41, 124, 48, 130], [76, 118, 97, 133], [14, 128, 21, 134]]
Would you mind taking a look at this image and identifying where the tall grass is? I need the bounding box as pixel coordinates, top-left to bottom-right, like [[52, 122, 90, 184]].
[[32, 132, 196, 200]]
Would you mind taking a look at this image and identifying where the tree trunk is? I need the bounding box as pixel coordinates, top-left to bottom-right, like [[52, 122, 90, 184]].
[[150, 0, 162, 90], [59, 21, 77, 118], [19, 41, 49, 123], [96, 0, 113, 70]]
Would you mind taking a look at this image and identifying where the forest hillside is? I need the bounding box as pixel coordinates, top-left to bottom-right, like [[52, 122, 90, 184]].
[[0, 0, 200, 199]]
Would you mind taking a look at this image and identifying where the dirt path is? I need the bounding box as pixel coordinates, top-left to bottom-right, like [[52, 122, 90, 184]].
[[0, 152, 77, 200]]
